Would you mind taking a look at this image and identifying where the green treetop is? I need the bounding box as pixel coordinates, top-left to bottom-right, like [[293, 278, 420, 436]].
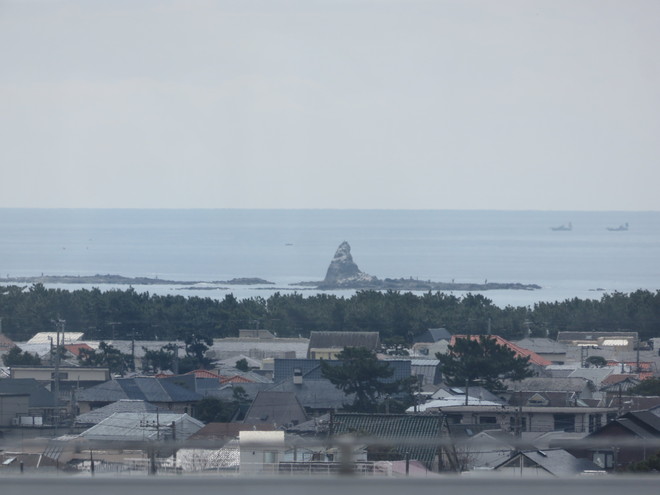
[[437, 335, 535, 392]]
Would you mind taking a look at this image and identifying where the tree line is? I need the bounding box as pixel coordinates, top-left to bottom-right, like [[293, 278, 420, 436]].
[[1, 284, 659, 343]]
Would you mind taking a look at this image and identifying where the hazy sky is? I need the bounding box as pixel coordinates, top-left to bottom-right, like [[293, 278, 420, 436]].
[[1, 0, 659, 210]]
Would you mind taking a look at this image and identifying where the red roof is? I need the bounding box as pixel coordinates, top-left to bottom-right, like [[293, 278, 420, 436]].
[[185, 369, 222, 380], [606, 361, 656, 380], [64, 343, 94, 357], [450, 335, 552, 367]]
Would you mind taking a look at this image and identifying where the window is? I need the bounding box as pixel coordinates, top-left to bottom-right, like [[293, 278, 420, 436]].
[[446, 414, 462, 424], [479, 416, 497, 424], [509, 416, 527, 432], [592, 451, 614, 469], [553, 413, 575, 432], [588, 414, 603, 432]]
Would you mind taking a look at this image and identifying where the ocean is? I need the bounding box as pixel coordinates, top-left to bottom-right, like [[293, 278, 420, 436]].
[[1, 209, 658, 308]]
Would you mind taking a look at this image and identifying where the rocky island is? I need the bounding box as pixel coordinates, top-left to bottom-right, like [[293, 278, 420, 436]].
[[0, 274, 274, 286], [299, 241, 540, 291], [1, 242, 539, 292]]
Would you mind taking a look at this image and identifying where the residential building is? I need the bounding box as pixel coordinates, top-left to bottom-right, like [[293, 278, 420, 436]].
[[307, 331, 380, 359], [493, 449, 603, 477], [242, 391, 308, 428], [569, 410, 660, 470], [76, 377, 203, 414]]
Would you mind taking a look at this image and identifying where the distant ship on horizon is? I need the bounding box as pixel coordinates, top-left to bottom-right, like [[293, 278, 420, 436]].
[[607, 222, 629, 232], [551, 222, 572, 231]]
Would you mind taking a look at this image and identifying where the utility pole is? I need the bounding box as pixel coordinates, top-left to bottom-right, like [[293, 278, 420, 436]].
[[53, 318, 65, 434], [131, 328, 136, 371], [171, 421, 177, 473]]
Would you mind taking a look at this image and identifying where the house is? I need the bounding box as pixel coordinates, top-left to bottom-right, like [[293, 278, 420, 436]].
[[411, 328, 452, 357], [307, 331, 380, 359], [557, 331, 639, 351], [40, 343, 96, 364], [501, 377, 597, 402], [242, 391, 308, 428], [266, 377, 354, 414], [214, 354, 263, 371], [0, 393, 30, 427], [455, 429, 515, 470], [407, 358, 441, 386], [413, 328, 452, 344], [273, 358, 411, 384], [410, 397, 616, 435], [514, 338, 569, 365], [328, 413, 444, 470], [568, 367, 616, 389], [26, 332, 85, 345], [173, 422, 277, 473], [74, 399, 162, 427], [239, 430, 285, 475], [493, 449, 604, 477], [61, 411, 204, 472], [271, 358, 412, 413], [238, 329, 277, 339], [569, 410, 660, 470], [79, 412, 204, 447], [206, 335, 309, 361], [76, 377, 203, 414], [9, 365, 110, 389], [79, 411, 204, 444], [0, 378, 59, 425]]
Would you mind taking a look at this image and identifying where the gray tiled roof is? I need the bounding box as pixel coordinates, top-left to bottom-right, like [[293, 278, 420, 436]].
[[624, 411, 660, 434], [267, 379, 353, 410], [242, 391, 308, 427], [330, 413, 443, 468], [568, 367, 614, 386], [614, 418, 659, 439], [75, 399, 161, 425], [502, 377, 593, 393], [79, 412, 204, 441], [497, 449, 602, 477], [0, 378, 56, 408], [515, 338, 568, 354], [77, 377, 203, 403]]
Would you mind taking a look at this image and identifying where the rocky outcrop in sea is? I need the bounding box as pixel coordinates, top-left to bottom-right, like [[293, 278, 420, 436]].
[[319, 241, 378, 288], [311, 241, 540, 291]]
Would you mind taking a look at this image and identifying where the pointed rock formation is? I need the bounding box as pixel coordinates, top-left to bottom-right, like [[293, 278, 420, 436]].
[[320, 241, 378, 288]]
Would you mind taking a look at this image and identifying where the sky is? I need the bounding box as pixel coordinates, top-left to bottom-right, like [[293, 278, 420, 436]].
[[1, 0, 659, 211]]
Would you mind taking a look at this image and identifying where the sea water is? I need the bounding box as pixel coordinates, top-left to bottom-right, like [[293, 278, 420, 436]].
[[0, 209, 658, 308]]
